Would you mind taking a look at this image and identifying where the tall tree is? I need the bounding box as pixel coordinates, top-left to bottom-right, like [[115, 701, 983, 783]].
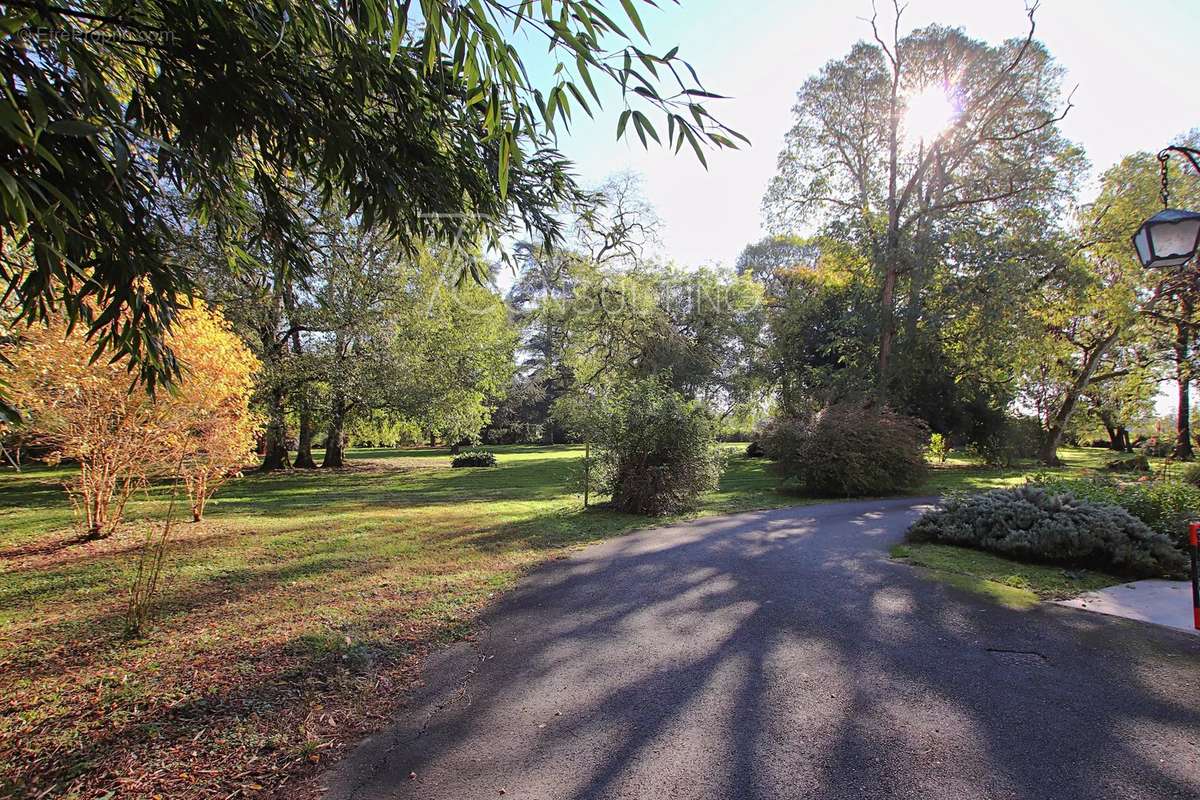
[[763, 4, 1080, 400], [193, 200, 314, 471], [1029, 143, 1200, 464], [759, 237, 877, 414], [504, 173, 663, 442], [565, 263, 763, 413], [735, 234, 819, 296], [308, 219, 406, 468], [391, 250, 516, 448], [506, 244, 586, 443]]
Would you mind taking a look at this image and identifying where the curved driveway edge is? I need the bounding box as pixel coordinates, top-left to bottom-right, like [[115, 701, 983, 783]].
[[319, 497, 1200, 800]]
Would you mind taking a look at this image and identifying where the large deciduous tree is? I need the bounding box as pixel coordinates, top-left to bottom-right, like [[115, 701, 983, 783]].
[[564, 263, 763, 412], [501, 173, 664, 444], [763, 3, 1080, 400], [389, 249, 517, 450], [1026, 142, 1200, 464]]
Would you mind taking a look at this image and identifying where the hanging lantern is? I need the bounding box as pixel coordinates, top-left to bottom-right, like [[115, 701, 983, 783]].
[[1131, 208, 1200, 268]]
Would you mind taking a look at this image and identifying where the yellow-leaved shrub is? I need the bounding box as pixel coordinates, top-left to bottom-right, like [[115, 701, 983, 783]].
[[3, 301, 259, 536]]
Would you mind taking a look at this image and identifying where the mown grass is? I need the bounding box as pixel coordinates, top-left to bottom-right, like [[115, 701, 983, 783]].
[[0, 442, 1125, 798], [919, 445, 1133, 494], [890, 542, 1125, 610]]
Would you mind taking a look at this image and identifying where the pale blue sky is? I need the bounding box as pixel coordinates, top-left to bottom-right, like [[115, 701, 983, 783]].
[[537, 0, 1200, 268]]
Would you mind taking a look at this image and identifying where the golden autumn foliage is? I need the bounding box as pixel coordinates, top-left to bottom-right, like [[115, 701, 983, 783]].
[[3, 301, 260, 536], [168, 306, 262, 522]]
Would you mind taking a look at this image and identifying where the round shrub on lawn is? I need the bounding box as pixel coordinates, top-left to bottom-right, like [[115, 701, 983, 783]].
[[908, 486, 1186, 578], [592, 381, 723, 516], [762, 404, 928, 497], [451, 449, 497, 468]]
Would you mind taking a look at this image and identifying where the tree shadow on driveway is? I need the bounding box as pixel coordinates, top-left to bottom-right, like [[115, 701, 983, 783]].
[[323, 498, 1200, 800]]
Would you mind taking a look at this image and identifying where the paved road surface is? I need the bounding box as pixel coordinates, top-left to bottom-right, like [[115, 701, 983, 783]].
[[321, 498, 1200, 800]]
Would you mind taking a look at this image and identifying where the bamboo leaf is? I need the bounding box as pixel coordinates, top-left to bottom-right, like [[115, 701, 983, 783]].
[[619, 0, 649, 42]]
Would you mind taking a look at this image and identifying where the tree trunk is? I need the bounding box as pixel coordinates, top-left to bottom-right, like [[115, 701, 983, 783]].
[[1099, 411, 1123, 450], [1104, 427, 1120, 450], [188, 476, 207, 522], [260, 384, 291, 471], [878, 264, 898, 401], [322, 394, 346, 468], [259, 270, 292, 472], [877, 50, 901, 406], [1039, 330, 1122, 465], [1175, 306, 1194, 461], [294, 408, 318, 468], [289, 325, 318, 469]]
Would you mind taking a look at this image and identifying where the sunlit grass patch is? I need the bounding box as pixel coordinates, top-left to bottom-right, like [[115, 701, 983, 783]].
[[919, 445, 1135, 494]]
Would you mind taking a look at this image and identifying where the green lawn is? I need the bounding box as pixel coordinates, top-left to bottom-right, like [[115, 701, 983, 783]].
[[919, 445, 1132, 494], [0, 443, 1127, 798]]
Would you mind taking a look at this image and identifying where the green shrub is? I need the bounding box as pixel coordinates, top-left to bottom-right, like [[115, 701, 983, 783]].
[[1140, 436, 1174, 457], [909, 486, 1186, 578], [1105, 455, 1150, 472], [1180, 462, 1200, 488], [1121, 480, 1200, 551], [756, 413, 810, 462], [1031, 474, 1200, 551], [1031, 474, 1120, 506], [451, 449, 497, 468], [744, 440, 766, 458], [762, 405, 928, 497], [591, 382, 724, 516]]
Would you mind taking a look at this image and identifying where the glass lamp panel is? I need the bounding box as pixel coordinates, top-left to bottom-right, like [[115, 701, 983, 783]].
[[1150, 217, 1200, 260], [1133, 226, 1153, 266], [1154, 254, 1194, 267]]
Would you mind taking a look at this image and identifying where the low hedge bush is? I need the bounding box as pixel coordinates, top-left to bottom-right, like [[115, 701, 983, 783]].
[[451, 449, 497, 468], [909, 486, 1186, 578], [761, 405, 928, 497]]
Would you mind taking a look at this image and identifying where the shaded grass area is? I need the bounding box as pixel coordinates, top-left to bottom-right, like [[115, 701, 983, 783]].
[[0, 443, 1123, 798], [891, 542, 1125, 609]]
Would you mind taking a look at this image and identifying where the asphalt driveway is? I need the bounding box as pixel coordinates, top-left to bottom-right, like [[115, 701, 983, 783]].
[[320, 497, 1200, 800]]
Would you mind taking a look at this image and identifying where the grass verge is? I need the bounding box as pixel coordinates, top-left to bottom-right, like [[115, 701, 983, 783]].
[[890, 542, 1125, 610]]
